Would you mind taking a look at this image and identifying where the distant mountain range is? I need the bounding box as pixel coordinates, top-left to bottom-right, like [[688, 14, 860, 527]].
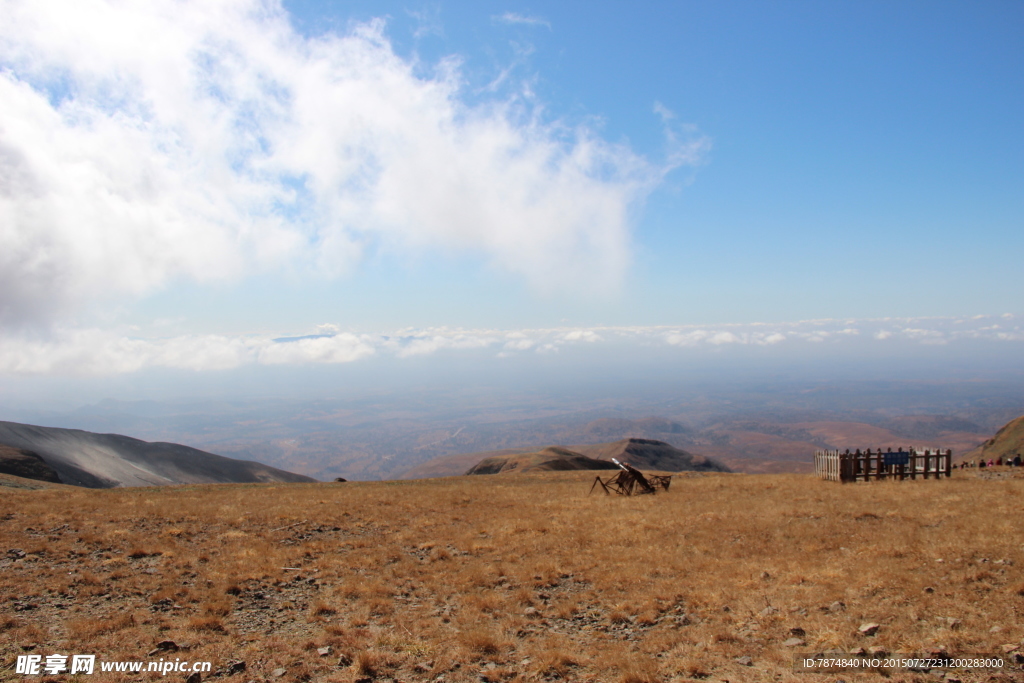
[[0, 421, 316, 488], [407, 437, 730, 478], [8, 380, 1012, 480]]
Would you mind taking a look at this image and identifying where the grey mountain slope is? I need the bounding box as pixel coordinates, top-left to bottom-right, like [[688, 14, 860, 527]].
[[0, 444, 62, 483], [0, 421, 316, 488]]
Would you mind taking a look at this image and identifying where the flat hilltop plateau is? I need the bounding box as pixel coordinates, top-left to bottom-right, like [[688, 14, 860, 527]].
[[2, 471, 1023, 683]]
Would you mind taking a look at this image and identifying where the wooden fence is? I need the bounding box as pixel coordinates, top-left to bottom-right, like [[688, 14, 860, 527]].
[[814, 447, 952, 483]]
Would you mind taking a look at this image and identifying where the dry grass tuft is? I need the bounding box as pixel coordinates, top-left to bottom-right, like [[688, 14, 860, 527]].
[[461, 630, 505, 657], [354, 650, 382, 676], [310, 600, 336, 616], [68, 612, 136, 639], [188, 615, 226, 632]]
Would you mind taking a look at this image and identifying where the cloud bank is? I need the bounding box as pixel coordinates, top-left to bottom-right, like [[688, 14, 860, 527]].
[[0, 0, 705, 327], [1, 315, 1020, 376]]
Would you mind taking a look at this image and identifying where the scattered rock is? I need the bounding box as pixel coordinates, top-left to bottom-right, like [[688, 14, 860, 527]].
[[524, 606, 540, 617], [185, 673, 201, 683], [990, 625, 1002, 633], [790, 627, 806, 637], [760, 571, 771, 580], [783, 638, 805, 648], [759, 607, 777, 617], [945, 618, 961, 629], [924, 586, 935, 593], [869, 646, 887, 657], [271, 668, 287, 678], [20, 643, 36, 651], [735, 656, 753, 666], [317, 647, 331, 657], [7, 548, 26, 559], [849, 648, 866, 656], [1001, 644, 1019, 654], [156, 640, 180, 652], [226, 661, 246, 675], [829, 601, 846, 612], [858, 622, 880, 636], [337, 654, 353, 667], [413, 661, 434, 673]]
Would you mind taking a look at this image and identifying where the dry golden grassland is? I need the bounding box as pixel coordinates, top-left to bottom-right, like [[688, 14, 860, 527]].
[[2, 470, 1024, 683]]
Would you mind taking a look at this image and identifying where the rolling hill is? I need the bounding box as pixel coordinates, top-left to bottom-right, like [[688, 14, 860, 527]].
[[0, 444, 62, 483], [464, 446, 620, 475], [0, 420, 316, 488], [963, 413, 1024, 463], [572, 437, 728, 472], [410, 437, 730, 478]]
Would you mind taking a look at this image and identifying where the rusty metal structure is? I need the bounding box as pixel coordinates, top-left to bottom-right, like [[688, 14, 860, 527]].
[[590, 458, 671, 496]]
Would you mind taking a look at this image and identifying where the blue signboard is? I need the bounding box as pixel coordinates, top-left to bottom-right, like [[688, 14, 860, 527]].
[[884, 452, 910, 467]]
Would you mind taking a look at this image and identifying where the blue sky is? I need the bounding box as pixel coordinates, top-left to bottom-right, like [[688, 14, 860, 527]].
[[289, 0, 1023, 326], [0, 0, 1021, 387]]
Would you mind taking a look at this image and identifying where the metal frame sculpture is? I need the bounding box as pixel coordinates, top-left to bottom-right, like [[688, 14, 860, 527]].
[[590, 458, 670, 496]]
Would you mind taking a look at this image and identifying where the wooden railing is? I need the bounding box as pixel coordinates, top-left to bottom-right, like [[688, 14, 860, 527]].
[[814, 447, 952, 483]]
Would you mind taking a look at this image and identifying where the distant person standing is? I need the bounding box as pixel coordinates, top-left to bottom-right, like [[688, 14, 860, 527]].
[[1015, 455, 1022, 467]]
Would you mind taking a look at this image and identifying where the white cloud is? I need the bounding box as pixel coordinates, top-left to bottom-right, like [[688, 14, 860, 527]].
[[707, 331, 739, 345], [1, 315, 1020, 377], [503, 338, 535, 351], [901, 328, 947, 345], [388, 330, 498, 358], [258, 334, 375, 365], [493, 12, 551, 29], [0, 0, 704, 328], [559, 330, 601, 343], [664, 329, 710, 346]]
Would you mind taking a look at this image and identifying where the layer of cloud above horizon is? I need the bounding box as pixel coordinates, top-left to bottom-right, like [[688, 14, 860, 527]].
[[0, 0, 706, 330], [1, 315, 1020, 376]]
